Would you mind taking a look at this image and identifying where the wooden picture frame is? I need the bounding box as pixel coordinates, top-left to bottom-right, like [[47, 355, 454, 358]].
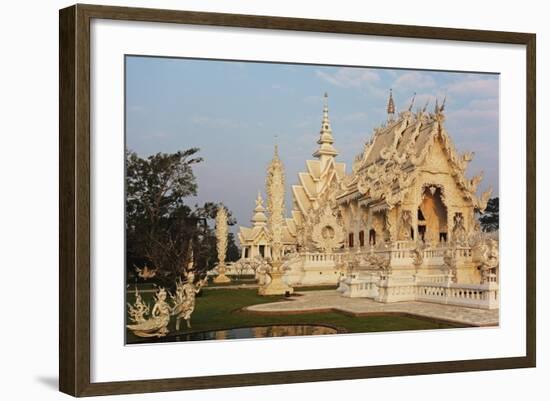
[[59, 3, 536, 397]]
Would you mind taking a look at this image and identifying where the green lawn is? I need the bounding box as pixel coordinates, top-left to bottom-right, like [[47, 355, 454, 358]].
[[126, 287, 467, 343]]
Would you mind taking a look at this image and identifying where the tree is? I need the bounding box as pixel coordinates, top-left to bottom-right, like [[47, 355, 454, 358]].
[[226, 233, 241, 262], [126, 150, 241, 287], [126, 149, 203, 286], [479, 197, 499, 232]]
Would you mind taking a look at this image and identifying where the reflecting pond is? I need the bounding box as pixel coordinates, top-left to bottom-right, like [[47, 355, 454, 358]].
[[141, 324, 339, 343]]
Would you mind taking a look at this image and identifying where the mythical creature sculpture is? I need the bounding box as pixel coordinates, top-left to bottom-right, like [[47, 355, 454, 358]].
[[472, 238, 499, 284], [171, 270, 207, 330], [363, 247, 391, 272], [135, 264, 157, 280], [126, 287, 171, 338], [411, 240, 425, 270], [127, 286, 150, 324], [443, 247, 458, 283]]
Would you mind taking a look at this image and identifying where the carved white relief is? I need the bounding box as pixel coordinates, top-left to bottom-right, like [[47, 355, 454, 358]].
[[452, 212, 468, 246], [310, 204, 345, 252]]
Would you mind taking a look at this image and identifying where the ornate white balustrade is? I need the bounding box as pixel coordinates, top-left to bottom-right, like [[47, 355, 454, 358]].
[[454, 246, 473, 259], [340, 269, 499, 309], [415, 274, 447, 284], [302, 252, 344, 264], [283, 251, 345, 286], [416, 282, 499, 309], [351, 241, 473, 268], [338, 272, 379, 298]]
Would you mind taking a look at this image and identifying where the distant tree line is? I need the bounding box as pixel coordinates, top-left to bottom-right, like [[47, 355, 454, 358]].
[[126, 148, 239, 288]]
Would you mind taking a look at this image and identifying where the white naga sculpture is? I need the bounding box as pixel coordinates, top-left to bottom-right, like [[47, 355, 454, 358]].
[[171, 270, 207, 330], [126, 287, 171, 338], [213, 205, 231, 283]]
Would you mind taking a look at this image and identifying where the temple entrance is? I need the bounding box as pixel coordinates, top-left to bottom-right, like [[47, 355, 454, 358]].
[[417, 186, 448, 243]]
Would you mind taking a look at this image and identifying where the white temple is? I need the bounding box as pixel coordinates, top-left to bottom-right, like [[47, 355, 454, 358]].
[[236, 91, 499, 309]]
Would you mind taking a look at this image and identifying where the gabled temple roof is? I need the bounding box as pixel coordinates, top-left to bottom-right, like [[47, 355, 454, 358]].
[[337, 94, 492, 212], [238, 226, 269, 243]]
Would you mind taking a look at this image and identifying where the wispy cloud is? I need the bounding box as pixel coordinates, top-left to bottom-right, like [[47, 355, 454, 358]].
[[140, 131, 169, 140], [393, 71, 436, 90], [302, 94, 324, 104], [190, 115, 248, 129], [316, 67, 380, 88], [339, 111, 369, 122], [447, 96, 499, 127], [447, 77, 498, 97]]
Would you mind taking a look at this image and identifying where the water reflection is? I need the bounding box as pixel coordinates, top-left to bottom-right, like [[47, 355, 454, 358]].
[[149, 325, 339, 343]]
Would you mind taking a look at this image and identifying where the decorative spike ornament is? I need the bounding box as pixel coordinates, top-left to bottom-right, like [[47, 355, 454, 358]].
[[408, 92, 417, 111]]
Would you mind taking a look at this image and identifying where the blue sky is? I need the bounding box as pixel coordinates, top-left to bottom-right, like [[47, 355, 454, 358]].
[[126, 56, 499, 234]]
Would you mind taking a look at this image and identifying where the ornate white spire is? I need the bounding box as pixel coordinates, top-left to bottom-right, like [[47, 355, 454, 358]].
[[313, 93, 338, 162], [251, 191, 267, 227], [387, 88, 395, 121], [266, 145, 286, 262], [213, 205, 231, 283], [215, 205, 228, 266]]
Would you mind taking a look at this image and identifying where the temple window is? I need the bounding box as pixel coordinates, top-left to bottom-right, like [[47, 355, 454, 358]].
[[348, 233, 354, 248], [259, 245, 265, 258], [244, 247, 249, 258], [369, 229, 376, 245], [359, 230, 365, 247], [439, 233, 447, 242]]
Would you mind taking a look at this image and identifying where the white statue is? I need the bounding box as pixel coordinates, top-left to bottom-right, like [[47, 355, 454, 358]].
[[127, 285, 150, 324], [126, 287, 171, 338], [171, 270, 207, 330]]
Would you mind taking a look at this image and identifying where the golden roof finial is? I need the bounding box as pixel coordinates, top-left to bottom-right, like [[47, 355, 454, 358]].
[[313, 92, 338, 160]]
